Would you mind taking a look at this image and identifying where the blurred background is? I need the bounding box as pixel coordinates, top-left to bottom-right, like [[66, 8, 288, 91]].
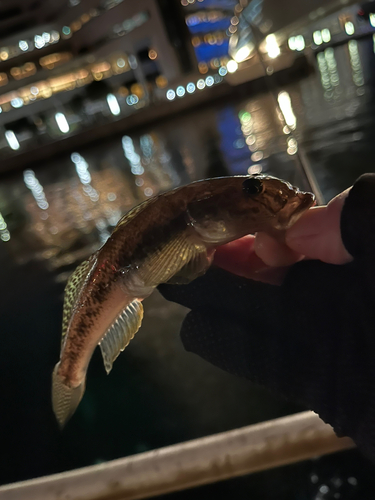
[[1, 0, 375, 497]]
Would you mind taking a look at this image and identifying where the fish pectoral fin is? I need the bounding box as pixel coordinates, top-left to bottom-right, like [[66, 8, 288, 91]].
[[99, 299, 144, 374], [167, 248, 215, 285], [137, 232, 209, 286]]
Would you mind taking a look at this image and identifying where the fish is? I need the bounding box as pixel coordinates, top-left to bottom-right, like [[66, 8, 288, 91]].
[[52, 174, 315, 427]]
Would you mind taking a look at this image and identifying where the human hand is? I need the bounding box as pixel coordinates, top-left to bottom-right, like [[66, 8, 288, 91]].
[[158, 174, 375, 461], [213, 187, 352, 285]]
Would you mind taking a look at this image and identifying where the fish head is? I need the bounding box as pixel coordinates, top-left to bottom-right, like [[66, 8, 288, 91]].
[[241, 175, 316, 229], [187, 175, 315, 244]]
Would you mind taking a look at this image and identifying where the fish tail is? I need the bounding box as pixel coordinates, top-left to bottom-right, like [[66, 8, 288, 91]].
[[52, 362, 85, 429]]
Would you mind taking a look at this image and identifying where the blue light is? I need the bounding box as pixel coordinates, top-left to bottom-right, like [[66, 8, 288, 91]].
[[186, 82, 196, 93], [166, 89, 176, 100], [176, 86, 186, 97], [197, 79, 205, 89], [11, 98, 24, 108], [126, 94, 139, 105], [194, 40, 229, 62]]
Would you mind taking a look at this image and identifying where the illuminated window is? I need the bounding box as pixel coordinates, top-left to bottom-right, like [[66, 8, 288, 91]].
[[345, 22, 355, 35], [313, 31, 322, 45], [288, 37, 296, 50], [265, 34, 280, 58], [5, 131, 20, 150], [226, 60, 238, 73], [321, 29, 331, 43], [295, 35, 305, 51], [55, 113, 70, 133]]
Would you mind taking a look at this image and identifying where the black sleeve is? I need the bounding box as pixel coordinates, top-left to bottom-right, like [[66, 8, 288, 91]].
[[158, 174, 375, 461]]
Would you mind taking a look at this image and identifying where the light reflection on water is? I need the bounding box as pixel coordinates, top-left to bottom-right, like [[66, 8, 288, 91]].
[[2, 37, 375, 272], [1, 36, 375, 490]]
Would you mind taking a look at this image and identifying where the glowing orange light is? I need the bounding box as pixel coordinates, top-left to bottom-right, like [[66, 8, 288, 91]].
[[81, 13, 90, 23], [155, 75, 168, 88], [70, 21, 82, 32], [91, 62, 111, 73], [191, 36, 200, 47], [76, 69, 89, 79], [118, 86, 129, 96], [0, 73, 8, 86], [148, 49, 157, 60], [198, 62, 208, 74], [130, 83, 144, 98]]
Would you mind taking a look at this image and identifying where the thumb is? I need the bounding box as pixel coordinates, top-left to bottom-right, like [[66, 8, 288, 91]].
[[285, 188, 353, 265]]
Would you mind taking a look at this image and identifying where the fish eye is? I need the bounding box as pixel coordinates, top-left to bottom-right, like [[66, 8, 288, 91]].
[[242, 177, 263, 196]]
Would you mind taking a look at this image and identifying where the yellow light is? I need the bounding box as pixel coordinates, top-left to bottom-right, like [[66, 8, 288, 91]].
[[265, 34, 280, 58], [234, 44, 254, 62], [77, 69, 89, 79], [288, 37, 296, 50], [226, 59, 238, 73], [345, 21, 355, 35], [0, 50, 9, 61], [130, 83, 144, 98], [10, 67, 21, 78], [370, 13, 375, 27], [295, 35, 305, 51], [118, 86, 129, 96], [0, 73, 8, 86], [148, 49, 157, 60], [277, 91, 297, 130], [81, 13, 90, 23], [313, 31, 322, 45], [321, 29, 331, 43], [198, 62, 208, 74], [155, 75, 168, 88], [71, 21, 82, 32]]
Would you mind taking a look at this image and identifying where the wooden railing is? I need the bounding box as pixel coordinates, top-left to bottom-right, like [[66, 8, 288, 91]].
[[0, 411, 354, 500]]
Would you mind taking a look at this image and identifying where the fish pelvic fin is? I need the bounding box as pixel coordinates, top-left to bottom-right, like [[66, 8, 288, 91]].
[[52, 362, 85, 429], [99, 299, 144, 375]]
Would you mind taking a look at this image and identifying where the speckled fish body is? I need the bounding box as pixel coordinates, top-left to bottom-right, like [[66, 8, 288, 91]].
[[52, 175, 315, 427]]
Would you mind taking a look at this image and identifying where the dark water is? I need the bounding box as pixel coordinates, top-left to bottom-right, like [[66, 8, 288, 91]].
[[1, 37, 375, 497]]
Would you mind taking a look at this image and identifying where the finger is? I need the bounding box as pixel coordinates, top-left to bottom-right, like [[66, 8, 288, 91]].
[[254, 232, 304, 267], [285, 189, 353, 265], [214, 235, 268, 274], [214, 235, 288, 285]]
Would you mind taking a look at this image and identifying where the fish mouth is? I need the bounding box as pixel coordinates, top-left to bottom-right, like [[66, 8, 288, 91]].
[[280, 190, 315, 228]]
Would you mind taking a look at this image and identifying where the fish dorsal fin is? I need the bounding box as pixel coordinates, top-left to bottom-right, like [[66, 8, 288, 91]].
[[61, 252, 98, 345], [99, 299, 144, 374], [113, 198, 156, 233]]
